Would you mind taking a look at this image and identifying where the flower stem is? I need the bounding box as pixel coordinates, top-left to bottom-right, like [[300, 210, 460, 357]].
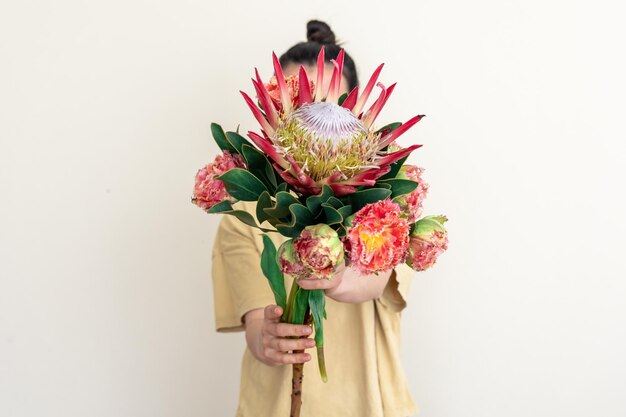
[[283, 281, 299, 322], [290, 308, 311, 417]]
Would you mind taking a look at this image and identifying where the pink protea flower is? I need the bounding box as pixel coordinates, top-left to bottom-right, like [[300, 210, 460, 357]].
[[192, 151, 245, 210], [396, 165, 429, 222], [345, 200, 410, 275], [278, 224, 344, 280], [406, 216, 448, 271], [240, 48, 425, 197]]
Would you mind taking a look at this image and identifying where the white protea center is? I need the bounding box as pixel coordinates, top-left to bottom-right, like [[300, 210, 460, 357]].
[[275, 102, 380, 181]]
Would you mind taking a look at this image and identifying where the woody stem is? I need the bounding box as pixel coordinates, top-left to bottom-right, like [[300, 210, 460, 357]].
[[290, 308, 311, 417]]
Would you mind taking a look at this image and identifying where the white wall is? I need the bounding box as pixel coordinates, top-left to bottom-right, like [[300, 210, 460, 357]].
[[1, 1, 624, 416]]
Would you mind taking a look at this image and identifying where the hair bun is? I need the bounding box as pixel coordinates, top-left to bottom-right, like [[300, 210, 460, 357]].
[[306, 20, 336, 45]]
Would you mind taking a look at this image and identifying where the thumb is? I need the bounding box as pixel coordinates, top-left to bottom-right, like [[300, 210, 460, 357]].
[[263, 304, 282, 322]]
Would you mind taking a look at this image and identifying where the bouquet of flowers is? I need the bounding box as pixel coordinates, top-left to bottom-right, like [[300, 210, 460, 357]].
[[192, 48, 448, 417]]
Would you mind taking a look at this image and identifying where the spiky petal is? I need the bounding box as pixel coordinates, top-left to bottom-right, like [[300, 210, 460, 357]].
[[240, 91, 275, 136], [379, 115, 425, 148], [341, 86, 359, 110], [298, 66, 313, 106], [326, 50, 345, 104], [352, 63, 384, 116], [315, 47, 325, 101], [253, 68, 279, 128], [362, 82, 396, 129], [272, 52, 292, 114]]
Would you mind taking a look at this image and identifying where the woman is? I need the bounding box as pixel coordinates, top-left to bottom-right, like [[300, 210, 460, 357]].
[[212, 20, 418, 417]]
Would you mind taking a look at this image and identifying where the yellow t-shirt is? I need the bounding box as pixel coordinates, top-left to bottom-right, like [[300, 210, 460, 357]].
[[212, 201, 418, 417]]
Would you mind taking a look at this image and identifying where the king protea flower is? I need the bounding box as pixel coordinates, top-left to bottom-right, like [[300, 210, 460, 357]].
[[240, 48, 425, 196]]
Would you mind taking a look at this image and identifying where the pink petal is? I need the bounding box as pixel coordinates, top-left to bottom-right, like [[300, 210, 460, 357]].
[[315, 46, 325, 101], [298, 65, 313, 106], [328, 184, 357, 196], [253, 69, 279, 128], [338, 166, 392, 186], [379, 115, 426, 148], [247, 131, 289, 169], [274, 165, 321, 195], [240, 91, 275, 137], [376, 144, 423, 166], [326, 49, 345, 103], [362, 82, 396, 128], [341, 86, 359, 110], [285, 154, 317, 189], [352, 63, 384, 116], [272, 52, 292, 114]]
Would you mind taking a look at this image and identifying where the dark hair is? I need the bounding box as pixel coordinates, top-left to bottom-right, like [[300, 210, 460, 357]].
[[279, 20, 359, 91]]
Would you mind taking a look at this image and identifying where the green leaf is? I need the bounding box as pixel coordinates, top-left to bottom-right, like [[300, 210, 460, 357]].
[[349, 188, 392, 212], [256, 191, 273, 224], [206, 200, 233, 214], [276, 182, 289, 193], [337, 205, 353, 219], [218, 168, 268, 201], [291, 287, 309, 325], [275, 204, 315, 238], [227, 209, 274, 232], [264, 191, 300, 219], [211, 123, 235, 153], [379, 178, 418, 198], [326, 197, 344, 209], [241, 144, 277, 192], [375, 122, 402, 136], [321, 203, 343, 225], [337, 93, 348, 106], [305, 185, 334, 216], [206, 195, 273, 232], [308, 289, 326, 347], [261, 235, 286, 309], [225, 131, 252, 155]]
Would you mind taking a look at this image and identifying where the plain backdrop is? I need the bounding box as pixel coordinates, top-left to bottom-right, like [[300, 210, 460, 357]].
[[1, 1, 625, 416]]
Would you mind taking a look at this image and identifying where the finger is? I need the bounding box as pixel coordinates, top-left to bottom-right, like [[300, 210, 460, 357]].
[[263, 305, 282, 322], [267, 322, 312, 337], [267, 350, 311, 365], [269, 337, 316, 352]]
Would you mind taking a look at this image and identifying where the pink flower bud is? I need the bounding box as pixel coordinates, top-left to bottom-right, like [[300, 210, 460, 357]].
[[294, 224, 344, 279], [277, 240, 309, 280], [406, 216, 449, 271], [278, 225, 345, 280]]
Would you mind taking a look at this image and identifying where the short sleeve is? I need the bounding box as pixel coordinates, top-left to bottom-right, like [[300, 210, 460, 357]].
[[211, 203, 275, 332], [377, 263, 416, 312]]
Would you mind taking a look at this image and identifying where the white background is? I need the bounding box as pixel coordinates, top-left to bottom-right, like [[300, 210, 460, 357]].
[[1, 1, 625, 416]]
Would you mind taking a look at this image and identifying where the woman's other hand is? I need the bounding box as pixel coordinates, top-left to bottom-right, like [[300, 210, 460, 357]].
[[244, 305, 315, 366]]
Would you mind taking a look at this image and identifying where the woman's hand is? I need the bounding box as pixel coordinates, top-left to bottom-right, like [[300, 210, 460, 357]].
[[298, 265, 393, 304], [244, 305, 315, 366], [295, 263, 346, 291]]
